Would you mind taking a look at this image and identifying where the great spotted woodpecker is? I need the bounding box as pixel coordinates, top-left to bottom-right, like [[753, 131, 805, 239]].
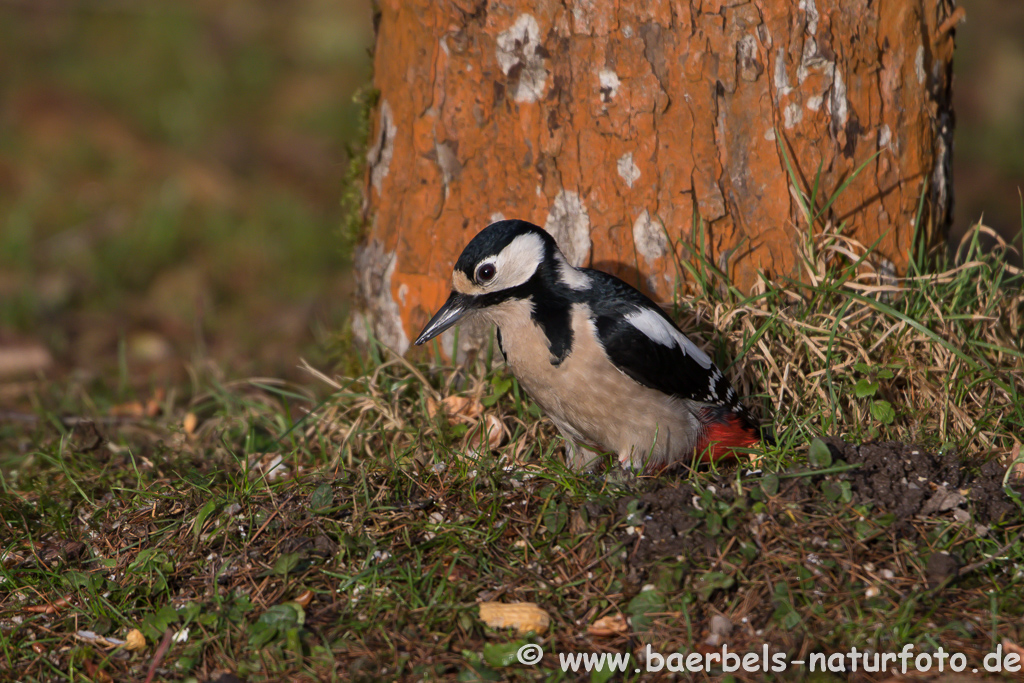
[[414, 219, 767, 471]]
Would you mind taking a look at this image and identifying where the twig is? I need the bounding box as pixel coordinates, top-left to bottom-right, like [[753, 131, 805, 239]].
[[0, 411, 144, 427], [144, 628, 174, 683], [959, 527, 1024, 576], [776, 463, 863, 479], [247, 507, 282, 546]]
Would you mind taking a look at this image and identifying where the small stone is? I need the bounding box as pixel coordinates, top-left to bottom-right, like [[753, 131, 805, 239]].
[[709, 614, 732, 638]]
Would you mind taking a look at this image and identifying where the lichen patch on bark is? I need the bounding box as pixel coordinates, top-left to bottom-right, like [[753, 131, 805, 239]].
[[632, 209, 668, 264], [544, 191, 592, 267], [352, 239, 409, 356], [496, 14, 547, 103], [599, 69, 620, 101], [617, 152, 640, 188], [367, 101, 395, 195]]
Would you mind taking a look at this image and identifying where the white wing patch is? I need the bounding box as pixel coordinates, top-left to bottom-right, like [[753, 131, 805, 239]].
[[623, 308, 713, 369]]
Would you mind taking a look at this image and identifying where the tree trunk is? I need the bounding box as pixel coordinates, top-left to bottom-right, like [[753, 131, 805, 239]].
[[354, 0, 957, 357]]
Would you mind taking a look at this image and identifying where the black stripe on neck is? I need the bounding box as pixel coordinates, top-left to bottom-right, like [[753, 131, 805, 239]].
[[478, 263, 574, 365]]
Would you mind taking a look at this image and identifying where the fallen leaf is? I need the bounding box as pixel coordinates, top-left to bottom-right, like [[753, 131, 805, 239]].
[[247, 453, 290, 482], [2, 550, 25, 567], [587, 614, 628, 637], [1007, 441, 1023, 480], [439, 395, 484, 422], [444, 559, 476, 583], [920, 486, 967, 515], [293, 590, 313, 607], [1003, 638, 1024, 659], [82, 659, 114, 683], [127, 331, 172, 363], [0, 344, 52, 377], [110, 401, 145, 418], [478, 601, 549, 635], [426, 395, 440, 418], [467, 414, 509, 454], [505, 437, 534, 465], [145, 387, 165, 418]]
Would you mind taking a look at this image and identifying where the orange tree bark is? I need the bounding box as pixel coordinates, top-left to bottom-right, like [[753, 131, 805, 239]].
[[353, 0, 957, 357]]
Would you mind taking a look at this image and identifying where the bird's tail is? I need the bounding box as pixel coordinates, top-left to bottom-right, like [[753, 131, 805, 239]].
[[695, 404, 770, 463]]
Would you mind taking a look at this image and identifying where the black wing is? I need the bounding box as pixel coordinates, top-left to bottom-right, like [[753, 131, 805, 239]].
[[581, 270, 735, 408]]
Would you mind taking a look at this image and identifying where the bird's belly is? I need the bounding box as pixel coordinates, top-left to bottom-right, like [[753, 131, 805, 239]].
[[495, 307, 702, 469], [514, 360, 701, 468]]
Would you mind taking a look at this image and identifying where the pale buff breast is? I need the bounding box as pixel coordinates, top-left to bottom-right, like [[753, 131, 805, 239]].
[[483, 300, 704, 470]]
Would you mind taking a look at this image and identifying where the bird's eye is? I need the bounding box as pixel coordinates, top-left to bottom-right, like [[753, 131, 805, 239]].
[[476, 263, 496, 283]]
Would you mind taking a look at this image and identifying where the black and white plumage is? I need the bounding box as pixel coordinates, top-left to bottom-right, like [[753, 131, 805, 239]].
[[415, 220, 765, 471]]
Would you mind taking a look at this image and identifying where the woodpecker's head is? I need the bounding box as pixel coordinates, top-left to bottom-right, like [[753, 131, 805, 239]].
[[414, 220, 579, 345]]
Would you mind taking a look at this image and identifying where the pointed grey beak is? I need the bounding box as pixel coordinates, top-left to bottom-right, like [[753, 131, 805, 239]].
[[415, 291, 473, 345]]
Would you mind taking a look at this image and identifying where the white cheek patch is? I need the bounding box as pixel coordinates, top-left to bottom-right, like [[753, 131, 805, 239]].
[[624, 309, 714, 369], [554, 251, 591, 290], [487, 232, 545, 290]]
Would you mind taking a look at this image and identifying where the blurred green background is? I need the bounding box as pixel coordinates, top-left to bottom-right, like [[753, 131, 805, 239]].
[[0, 0, 1020, 393], [0, 0, 373, 390], [951, 0, 1024, 249]]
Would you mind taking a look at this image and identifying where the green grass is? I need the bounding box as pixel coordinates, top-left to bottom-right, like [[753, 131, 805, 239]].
[[0, 1, 371, 378], [2, 217, 1023, 680]]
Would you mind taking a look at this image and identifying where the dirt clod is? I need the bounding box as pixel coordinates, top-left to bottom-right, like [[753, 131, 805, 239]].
[[616, 482, 711, 565], [825, 438, 1016, 525], [610, 439, 1017, 572], [926, 551, 961, 587]]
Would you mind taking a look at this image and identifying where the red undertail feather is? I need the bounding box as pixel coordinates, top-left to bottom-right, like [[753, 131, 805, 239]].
[[695, 409, 761, 464]]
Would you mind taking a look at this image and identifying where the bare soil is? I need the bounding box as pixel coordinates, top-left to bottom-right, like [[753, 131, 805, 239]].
[[607, 439, 1013, 569], [824, 438, 1015, 526]]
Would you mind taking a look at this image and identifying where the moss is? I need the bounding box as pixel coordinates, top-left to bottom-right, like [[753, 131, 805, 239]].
[[339, 84, 381, 257]]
